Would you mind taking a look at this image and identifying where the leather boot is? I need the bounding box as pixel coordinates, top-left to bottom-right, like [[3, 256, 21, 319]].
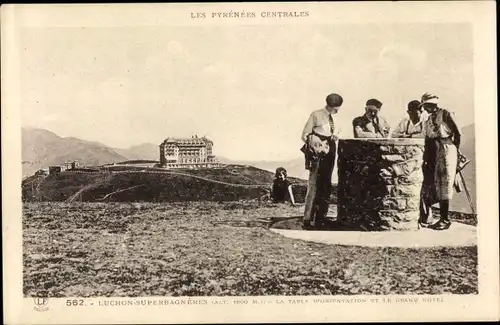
[[433, 200, 451, 230]]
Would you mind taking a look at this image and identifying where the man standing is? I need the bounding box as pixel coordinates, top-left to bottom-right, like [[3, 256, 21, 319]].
[[392, 100, 434, 226], [301, 93, 343, 229], [391, 100, 425, 138], [353, 99, 391, 138], [419, 93, 461, 230]]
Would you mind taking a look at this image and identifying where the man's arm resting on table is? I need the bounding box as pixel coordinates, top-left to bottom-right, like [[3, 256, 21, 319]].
[[354, 125, 381, 138], [391, 120, 408, 138]]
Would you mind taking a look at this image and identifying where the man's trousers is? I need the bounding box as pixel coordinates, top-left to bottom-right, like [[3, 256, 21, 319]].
[[303, 142, 336, 228]]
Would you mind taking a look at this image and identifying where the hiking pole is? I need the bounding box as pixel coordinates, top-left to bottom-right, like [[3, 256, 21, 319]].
[[456, 151, 476, 215], [457, 170, 476, 215]]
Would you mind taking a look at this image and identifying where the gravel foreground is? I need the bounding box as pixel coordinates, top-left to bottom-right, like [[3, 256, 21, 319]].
[[23, 202, 478, 297]]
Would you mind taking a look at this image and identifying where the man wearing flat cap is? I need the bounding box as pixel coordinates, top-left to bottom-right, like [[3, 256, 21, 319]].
[[353, 99, 391, 138], [419, 93, 461, 231], [300, 93, 343, 229]]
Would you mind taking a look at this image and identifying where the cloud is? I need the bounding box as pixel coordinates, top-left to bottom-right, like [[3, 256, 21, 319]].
[[201, 61, 243, 88], [165, 40, 195, 65], [378, 43, 427, 71], [202, 62, 228, 75]]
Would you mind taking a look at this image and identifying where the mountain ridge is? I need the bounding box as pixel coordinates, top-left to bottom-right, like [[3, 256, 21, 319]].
[[114, 143, 160, 161], [22, 128, 127, 177]]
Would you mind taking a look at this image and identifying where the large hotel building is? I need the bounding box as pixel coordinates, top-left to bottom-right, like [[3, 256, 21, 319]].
[[159, 136, 222, 169]]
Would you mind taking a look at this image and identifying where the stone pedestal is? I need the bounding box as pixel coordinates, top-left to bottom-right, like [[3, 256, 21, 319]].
[[337, 138, 425, 231]]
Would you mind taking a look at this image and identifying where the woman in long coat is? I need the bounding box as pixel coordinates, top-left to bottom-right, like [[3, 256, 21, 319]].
[[419, 93, 461, 230]]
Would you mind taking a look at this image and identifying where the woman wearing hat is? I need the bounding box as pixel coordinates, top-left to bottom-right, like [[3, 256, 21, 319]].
[[419, 93, 461, 230]]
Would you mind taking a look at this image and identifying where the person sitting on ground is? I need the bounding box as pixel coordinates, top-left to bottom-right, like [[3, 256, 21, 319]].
[[353, 98, 391, 138], [270, 167, 296, 206]]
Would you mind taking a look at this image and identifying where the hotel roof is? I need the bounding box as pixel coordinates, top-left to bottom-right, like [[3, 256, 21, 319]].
[[161, 136, 213, 146]]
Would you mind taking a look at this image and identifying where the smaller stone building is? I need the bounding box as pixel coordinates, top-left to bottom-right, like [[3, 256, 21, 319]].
[[48, 161, 80, 174], [49, 165, 66, 174]]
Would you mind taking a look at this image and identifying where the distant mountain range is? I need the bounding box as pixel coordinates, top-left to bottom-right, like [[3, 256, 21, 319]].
[[21, 127, 307, 178], [22, 128, 160, 176], [114, 143, 160, 161], [21, 125, 475, 213], [217, 156, 309, 180], [22, 128, 127, 177]]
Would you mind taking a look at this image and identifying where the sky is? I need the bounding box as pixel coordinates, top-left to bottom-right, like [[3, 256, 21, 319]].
[[21, 23, 473, 161]]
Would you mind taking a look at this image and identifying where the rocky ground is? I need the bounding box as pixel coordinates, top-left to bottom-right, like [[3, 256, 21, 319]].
[[23, 201, 477, 297]]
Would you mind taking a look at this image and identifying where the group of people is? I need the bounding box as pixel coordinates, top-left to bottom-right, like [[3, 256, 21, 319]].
[[270, 92, 462, 232]]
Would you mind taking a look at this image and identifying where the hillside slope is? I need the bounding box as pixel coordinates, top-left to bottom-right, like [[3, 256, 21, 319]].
[[22, 165, 310, 203]]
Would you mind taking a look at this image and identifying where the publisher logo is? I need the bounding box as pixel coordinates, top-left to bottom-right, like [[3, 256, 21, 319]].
[[34, 297, 49, 312]]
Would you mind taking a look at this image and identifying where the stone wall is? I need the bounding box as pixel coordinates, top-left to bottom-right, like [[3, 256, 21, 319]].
[[337, 139, 425, 231]]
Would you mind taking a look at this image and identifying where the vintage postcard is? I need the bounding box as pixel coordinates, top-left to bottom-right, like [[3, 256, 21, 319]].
[[2, 2, 498, 324]]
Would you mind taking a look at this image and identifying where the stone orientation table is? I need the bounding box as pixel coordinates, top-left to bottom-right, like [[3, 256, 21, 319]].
[[336, 138, 425, 231]]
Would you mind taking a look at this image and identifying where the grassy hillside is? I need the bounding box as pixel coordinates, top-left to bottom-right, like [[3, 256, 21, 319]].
[[22, 173, 109, 202], [22, 165, 310, 203]]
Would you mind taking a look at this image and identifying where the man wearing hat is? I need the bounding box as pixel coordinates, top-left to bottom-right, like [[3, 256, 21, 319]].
[[419, 93, 461, 230], [300, 93, 343, 229], [353, 99, 391, 138], [392, 100, 426, 138]]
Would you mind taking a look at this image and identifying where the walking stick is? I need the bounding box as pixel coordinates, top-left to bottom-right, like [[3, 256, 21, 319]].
[[458, 171, 476, 215], [456, 151, 476, 215]]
